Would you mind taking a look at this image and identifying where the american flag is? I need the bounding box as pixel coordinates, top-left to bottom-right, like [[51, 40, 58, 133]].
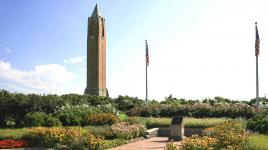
[[146, 40, 149, 66], [255, 22, 260, 57]]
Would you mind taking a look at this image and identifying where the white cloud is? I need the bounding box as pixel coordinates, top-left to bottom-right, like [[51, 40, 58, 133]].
[[64, 56, 86, 64], [0, 60, 76, 93]]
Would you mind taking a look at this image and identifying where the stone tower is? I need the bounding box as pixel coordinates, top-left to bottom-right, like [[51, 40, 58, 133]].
[[84, 4, 108, 96]]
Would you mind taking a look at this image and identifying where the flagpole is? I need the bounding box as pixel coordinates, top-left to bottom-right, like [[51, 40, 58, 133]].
[[255, 22, 260, 109], [256, 55, 259, 108], [145, 40, 148, 107]]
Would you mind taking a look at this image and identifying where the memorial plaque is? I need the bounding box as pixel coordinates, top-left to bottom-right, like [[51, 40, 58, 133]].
[[171, 116, 183, 124]]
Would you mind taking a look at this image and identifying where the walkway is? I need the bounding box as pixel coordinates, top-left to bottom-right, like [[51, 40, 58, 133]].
[[108, 137, 168, 150]]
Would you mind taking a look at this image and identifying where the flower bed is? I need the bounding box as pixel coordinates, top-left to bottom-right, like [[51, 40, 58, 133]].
[[111, 122, 146, 139], [166, 120, 249, 150], [0, 139, 27, 149], [25, 127, 82, 148], [86, 113, 119, 125]]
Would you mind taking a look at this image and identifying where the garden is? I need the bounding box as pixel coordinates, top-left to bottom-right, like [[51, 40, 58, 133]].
[[0, 90, 268, 149]]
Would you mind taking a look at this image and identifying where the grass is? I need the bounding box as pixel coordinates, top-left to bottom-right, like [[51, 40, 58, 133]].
[[249, 134, 268, 150], [0, 128, 28, 140], [145, 117, 242, 129], [103, 139, 128, 149]]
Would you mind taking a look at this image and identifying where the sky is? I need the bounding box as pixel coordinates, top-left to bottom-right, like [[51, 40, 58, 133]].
[[0, 0, 268, 101]]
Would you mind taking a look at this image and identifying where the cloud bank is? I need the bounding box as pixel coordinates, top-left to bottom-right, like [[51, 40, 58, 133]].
[[0, 60, 76, 93]]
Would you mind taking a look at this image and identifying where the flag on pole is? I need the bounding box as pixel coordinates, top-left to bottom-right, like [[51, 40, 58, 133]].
[[146, 40, 149, 66], [255, 22, 260, 57]]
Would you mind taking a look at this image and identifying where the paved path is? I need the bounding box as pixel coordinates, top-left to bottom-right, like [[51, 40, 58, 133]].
[[108, 137, 168, 150]]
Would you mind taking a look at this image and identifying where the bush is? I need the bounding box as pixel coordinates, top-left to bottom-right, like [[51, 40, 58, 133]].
[[0, 90, 117, 128], [247, 109, 268, 134], [45, 115, 62, 127], [23, 112, 61, 127], [23, 112, 47, 127], [180, 135, 218, 150], [111, 122, 146, 139], [86, 113, 119, 125], [203, 120, 249, 149], [174, 121, 249, 150], [25, 127, 82, 148], [55, 106, 103, 126], [114, 95, 144, 112], [86, 133, 104, 150], [56, 111, 82, 126]]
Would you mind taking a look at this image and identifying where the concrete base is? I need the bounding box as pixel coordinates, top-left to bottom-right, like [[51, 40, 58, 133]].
[[168, 135, 186, 141], [145, 128, 159, 138], [158, 127, 203, 137]]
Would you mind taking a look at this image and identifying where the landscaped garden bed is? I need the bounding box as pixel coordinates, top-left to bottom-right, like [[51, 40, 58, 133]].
[[1, 90, 268, 149]]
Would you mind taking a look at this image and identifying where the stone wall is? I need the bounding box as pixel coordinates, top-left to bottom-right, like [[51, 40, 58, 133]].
[[149, 127, 203, 137]]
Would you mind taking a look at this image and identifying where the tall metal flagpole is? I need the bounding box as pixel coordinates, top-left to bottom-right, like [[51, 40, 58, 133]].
[[256, 55, 259, 108], [255, 22, 260, 108], [145, 40, 149, 107]]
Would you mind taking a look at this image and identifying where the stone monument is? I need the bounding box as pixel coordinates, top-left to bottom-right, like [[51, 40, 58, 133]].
[[84, 4, 108, 96], [169, 116, 185, 141]]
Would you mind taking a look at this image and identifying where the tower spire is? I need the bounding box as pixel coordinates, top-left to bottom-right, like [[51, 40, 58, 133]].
[[92, 4, 100, 17]]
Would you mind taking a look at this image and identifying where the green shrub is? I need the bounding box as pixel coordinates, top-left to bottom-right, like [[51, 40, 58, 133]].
[[247, 109, 268, 134], [114, 95, 144, 112], [23, 112, 62, 127], [23, 112, 47, 127], [56, 111, 82, 126], [86, 113, 119, 125], [45, 115, 62, 127], [55, 106, 103, 126]]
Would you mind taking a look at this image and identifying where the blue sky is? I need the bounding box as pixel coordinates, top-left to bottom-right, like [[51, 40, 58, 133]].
[[0, 0, 268, 100]]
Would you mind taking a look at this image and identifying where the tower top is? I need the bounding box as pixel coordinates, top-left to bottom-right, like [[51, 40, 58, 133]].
[[91, 4, 101, 17]]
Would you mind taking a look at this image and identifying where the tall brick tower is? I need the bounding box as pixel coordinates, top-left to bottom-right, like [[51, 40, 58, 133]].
[[84, 4, 108, 96]]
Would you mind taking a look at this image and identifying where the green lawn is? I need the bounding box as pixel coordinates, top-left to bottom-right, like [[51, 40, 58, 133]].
[[144, 117, 240, 129], [249, 134, 268, 150]]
